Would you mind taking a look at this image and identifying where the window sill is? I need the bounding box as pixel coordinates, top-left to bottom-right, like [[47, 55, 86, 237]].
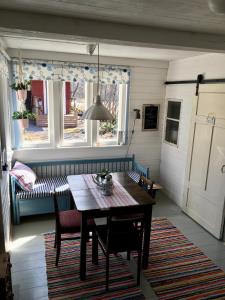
[[13, 144, 127, 151]]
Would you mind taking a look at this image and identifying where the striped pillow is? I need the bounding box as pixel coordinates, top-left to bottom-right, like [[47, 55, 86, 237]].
[[10, 161, 37, 192]]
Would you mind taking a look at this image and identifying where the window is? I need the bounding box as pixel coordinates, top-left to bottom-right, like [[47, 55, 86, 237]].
[[13, 80, 50, 147], [164, 100, 181, 145], [11, 61, 129, 149], [62, 80, 86, 143], [97, 84, 119, 145]]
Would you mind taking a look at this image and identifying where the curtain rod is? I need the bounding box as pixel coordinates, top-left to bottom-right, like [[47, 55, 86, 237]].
[[10, 56, 129, 69]]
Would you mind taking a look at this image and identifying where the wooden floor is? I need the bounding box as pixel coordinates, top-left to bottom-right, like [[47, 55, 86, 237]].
[[11, 192, 225, 300]]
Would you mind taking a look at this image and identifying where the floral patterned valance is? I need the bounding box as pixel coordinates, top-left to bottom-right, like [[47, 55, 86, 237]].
[[0, 52, 9, 78], [12, 59, 130, 84]]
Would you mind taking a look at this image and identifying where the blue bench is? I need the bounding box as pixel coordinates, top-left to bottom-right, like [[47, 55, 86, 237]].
[[10, 155, 149, 224]]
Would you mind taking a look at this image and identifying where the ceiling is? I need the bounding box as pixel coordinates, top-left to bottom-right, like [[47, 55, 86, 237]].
[[0, 0, 224, 59], [0, 0, 225, 35], [2, 35, 205, 61]]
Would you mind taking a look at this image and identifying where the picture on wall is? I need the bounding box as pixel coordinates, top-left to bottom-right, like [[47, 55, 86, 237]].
[[142, 104, 160, 131]]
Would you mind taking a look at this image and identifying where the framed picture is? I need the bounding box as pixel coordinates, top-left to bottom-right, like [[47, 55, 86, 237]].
[[142, 104, 160, 131]]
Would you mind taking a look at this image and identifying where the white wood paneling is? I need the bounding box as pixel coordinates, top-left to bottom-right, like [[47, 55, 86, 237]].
[[12, 50, 167, 180], [161, 53, 225, 207]]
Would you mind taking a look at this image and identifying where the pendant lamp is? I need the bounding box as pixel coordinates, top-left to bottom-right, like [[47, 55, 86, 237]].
[[82, 44, 113, 121]]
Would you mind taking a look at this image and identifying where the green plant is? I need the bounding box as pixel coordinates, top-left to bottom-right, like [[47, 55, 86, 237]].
[[12, 111, 36, 120], [99, 120, 117, 135], [10, 80, 31, 91], [97, 169, 110, 179]]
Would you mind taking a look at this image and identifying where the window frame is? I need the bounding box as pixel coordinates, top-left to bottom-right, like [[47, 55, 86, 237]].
[[164, 98, 182, 147], [12, 81, 129, 149]]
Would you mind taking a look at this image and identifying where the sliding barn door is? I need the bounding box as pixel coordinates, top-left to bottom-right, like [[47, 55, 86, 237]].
[[184, 84, 225, 239]]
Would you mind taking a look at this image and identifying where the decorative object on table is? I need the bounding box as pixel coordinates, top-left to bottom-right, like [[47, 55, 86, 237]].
[[82, 44, 113, 121], [12, 110, 36, 129], [142, 104, 159, 131], [92, 169, 114, 196]]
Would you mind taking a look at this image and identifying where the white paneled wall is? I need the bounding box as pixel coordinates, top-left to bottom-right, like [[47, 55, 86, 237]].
[[11, 49, 168, 180], [160, 53, 225, 206]]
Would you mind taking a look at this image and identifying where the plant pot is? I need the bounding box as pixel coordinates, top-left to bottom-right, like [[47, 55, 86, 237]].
[[17, 119, 29, 129], [16, 90, 27, 101]]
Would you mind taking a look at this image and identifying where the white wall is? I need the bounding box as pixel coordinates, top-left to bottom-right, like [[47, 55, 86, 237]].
[[9, 49, 168, 180], [160, 53, 225, 206]]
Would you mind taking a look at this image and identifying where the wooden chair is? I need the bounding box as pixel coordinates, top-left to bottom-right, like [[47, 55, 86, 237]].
[[96, 206, 145, 290], [138, 175, 162, 198], [53, 191, 98, 266]]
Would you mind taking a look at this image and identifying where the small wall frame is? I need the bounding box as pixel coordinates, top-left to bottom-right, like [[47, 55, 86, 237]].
[[142, 104, 160, 131]]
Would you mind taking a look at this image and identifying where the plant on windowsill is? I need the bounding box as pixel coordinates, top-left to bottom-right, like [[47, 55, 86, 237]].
[[12, 110, 36, 129], [10, 80, 31, 101]]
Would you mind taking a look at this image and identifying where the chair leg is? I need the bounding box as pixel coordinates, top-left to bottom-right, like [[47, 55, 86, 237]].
[[106, 253, 109, 291], [137, 250, 141, 286], [92, 230, 98, 264], [127, 251, 131, 260], [55, 233, 61, 266], [54, 232, 57, 248]]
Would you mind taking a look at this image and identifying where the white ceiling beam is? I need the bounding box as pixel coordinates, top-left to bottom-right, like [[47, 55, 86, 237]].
[[0, 9, 225, 53]]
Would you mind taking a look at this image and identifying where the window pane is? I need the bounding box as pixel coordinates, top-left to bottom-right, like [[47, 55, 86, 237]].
[[165, 119, 179, 145], [97, 84, 119, 145], [167, 101, 181, 120], [19, 80, 49, 144], [63, 81, 86, 142]]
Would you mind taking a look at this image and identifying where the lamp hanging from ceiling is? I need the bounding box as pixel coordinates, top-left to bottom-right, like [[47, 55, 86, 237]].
[[82, 44, 113, 121]]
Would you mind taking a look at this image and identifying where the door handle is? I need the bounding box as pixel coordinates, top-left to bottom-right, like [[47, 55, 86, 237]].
[[221, 165, 225, 174]]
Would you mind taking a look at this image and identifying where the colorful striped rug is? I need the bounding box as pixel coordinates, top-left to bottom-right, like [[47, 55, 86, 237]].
[[145, 217, 225, 300], [44, 233, 145, 299]]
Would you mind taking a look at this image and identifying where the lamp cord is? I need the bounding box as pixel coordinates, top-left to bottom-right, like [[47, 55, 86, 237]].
[[97, 43, 99, 96], [125, 118, 136, 158]]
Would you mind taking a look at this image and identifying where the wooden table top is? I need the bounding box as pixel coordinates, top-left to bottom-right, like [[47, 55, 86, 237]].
[[67, 172, 156, 212]]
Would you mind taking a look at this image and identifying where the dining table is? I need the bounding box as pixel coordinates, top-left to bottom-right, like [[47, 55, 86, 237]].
[[67, 171, 156, 280]]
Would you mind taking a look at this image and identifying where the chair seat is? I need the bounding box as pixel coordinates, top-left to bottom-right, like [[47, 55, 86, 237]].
[[97, 223, 140, 253], [59, 210, 95, 232]]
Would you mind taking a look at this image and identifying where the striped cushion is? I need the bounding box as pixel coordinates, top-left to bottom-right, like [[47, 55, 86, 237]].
[[127, 171, 140, 183], [16, 176, 70, 200]]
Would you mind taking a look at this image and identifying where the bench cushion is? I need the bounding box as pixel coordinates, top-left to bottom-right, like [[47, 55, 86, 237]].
[[16, 176, 70, 200], [127, 171, 140, 183], [10, 161, 37, 192]]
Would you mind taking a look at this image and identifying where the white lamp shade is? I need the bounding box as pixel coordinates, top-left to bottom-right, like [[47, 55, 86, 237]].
[[82, 95, 113, 121]]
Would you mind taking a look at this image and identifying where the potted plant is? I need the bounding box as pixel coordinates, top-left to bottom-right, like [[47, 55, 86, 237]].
[[12, 110, 36, 129], [10, 80, 31, 101]]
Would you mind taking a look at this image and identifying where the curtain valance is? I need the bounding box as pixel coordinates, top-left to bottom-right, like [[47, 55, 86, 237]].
[[12, 59, 130, 84], [0, 52, 9, 78]]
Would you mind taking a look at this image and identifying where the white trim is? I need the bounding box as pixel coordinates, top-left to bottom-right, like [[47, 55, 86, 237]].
[[163, 98, 182, 147]]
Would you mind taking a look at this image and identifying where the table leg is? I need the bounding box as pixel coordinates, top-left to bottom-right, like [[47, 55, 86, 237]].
[[80, 213, 87, 280], [142, 205, 152, 269]]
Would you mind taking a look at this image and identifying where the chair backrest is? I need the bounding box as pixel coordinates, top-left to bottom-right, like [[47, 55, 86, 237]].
[[106, 205, 145, 250], [138, 175, 154, 196]]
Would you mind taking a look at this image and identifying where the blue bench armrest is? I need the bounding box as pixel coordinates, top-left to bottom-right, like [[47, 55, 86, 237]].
[[133, 161, 150, 178]]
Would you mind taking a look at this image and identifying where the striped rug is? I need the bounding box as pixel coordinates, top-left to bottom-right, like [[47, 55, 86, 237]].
[[44, 233, 145, 299], [145, 217, 225, 300]]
